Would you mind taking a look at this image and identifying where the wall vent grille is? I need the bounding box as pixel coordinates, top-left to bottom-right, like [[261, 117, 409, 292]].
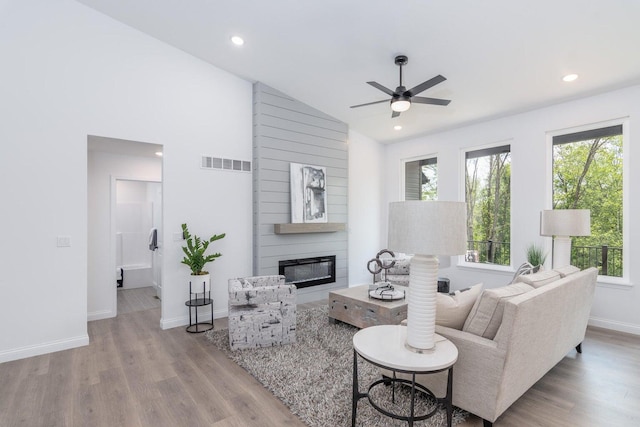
[[201, 156, 251, 172]]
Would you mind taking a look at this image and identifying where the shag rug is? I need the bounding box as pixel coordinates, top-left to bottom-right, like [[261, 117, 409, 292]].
[[206, 306, 468, 426]]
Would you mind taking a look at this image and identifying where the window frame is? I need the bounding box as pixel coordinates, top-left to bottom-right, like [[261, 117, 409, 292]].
[[459, 141, 513, 271], [545, 118, 630, 286], [400, 154, 438, 201]]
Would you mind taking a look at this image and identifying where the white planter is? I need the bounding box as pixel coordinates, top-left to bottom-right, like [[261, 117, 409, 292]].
[[190, 273, 210, 293]]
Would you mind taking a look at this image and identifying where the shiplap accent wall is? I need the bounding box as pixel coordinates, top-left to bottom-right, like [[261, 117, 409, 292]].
[[253, 82, 349, 302]]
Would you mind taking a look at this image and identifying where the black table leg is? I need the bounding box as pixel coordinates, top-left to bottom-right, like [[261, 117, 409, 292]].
[[352, 349, 358, 427], [446, 367, 453, 427]]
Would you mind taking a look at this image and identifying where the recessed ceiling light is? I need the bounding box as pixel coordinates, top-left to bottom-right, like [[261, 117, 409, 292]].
[[562, 73, 578, 82], [394, 125, 402, 131], [231, 36, 244, 46], [155, 151, 163, 157]]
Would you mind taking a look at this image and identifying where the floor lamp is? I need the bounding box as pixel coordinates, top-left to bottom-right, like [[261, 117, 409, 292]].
[[388, 201, 467, 352], [540, 209, 591, 268]]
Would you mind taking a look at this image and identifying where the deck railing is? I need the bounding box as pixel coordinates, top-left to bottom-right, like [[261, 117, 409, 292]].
[[465, 241, 623, 277]]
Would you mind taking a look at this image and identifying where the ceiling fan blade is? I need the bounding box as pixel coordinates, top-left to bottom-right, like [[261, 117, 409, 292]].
[[367, 81, 396, 96], [350, 99, 389, 108], [412, 96, 451, 106], [406, 75, 447, 96], [391, 110, 401, 118]]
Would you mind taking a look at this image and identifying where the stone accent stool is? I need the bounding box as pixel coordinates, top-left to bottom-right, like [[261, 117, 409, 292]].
[[228, 275, 296, 350]]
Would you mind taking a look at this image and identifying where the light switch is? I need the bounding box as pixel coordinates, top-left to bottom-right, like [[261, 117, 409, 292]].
[[57, 236, 71, 247], [173, 232, 184, 242]]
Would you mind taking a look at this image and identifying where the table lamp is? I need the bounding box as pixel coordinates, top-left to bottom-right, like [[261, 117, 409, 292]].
[[388, 201, 467, 351], [540, 209, 591, 268]]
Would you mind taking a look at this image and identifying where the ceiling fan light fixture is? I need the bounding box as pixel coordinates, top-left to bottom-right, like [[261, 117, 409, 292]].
[[391, 97, 411, 112]]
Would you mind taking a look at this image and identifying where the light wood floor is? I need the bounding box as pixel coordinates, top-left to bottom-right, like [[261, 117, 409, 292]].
[[1, 302, 639, 427], [117, 286, 161, 315]]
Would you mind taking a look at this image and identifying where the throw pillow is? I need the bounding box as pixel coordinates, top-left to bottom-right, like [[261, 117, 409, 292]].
[[553, 265, 580, 278], [514, 269, 561, 288], [463, 282, 534, 339], [436, 283, 483, 329]]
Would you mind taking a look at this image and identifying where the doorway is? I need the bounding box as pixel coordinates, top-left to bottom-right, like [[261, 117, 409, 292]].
[[87, 136, 163, 321], [115, 179, 162, 314]]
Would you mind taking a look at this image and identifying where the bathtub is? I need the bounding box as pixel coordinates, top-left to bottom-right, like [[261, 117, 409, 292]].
[[118, 264, 153, 289]]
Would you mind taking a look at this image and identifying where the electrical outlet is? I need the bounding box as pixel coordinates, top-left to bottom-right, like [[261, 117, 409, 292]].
[[57, 236, 71, 247]]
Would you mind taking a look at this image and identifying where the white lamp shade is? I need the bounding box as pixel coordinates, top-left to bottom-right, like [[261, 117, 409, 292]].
[[388, 201, 467, 256], [540, 209, 591, 237]]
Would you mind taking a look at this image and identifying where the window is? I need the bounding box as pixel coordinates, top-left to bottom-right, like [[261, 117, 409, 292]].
[[404, 157, 437, 200], [464, 145, 511, 265], [552, 124, 623, 277]]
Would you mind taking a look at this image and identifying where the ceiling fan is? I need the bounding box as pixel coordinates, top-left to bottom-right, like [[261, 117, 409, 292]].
[[350, 55, 451, 118]]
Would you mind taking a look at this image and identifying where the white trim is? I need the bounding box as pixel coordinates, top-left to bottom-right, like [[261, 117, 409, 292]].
[[87, 309, 115, 321], [589, 316, 640, 336], [0, 335, 89, 364]]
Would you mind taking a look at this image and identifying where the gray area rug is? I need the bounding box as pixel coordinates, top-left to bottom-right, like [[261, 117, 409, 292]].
[[206, 306, 468, 426]]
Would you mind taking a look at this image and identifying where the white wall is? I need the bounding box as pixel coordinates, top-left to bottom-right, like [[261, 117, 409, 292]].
[[0, 0, 252, 362], [383, 84, 640, 335], [347, 130, 385, 286]]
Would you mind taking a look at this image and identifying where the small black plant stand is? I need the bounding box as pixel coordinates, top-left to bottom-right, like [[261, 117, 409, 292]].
[[185, 279, 214, 333]]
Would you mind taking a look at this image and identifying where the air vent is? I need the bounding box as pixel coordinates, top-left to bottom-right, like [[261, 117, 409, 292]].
[[201, 156, 251, 173]]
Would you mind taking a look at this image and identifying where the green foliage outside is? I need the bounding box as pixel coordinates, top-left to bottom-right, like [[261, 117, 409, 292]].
[[553, 135, 623, 276], [465, 152, 511, 265], [421, 163, 438, 200], [180, 223, 226, 275]]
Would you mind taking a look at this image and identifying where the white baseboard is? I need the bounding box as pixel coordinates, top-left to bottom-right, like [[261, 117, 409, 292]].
[[0, 334, 89, 364], [160, 307, 228, 330], [87, 309, 115, 321], [589, 316, 640, 336]]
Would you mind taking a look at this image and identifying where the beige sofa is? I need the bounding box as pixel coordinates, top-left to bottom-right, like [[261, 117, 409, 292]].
[[390, 267, 598, 426]]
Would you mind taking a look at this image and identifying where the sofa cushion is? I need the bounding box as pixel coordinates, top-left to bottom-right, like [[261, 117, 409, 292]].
[[436, 283, 483, 329], [553, 265, 580, 278], [463, 282, 534, 339], [514, 269, 561, 288]]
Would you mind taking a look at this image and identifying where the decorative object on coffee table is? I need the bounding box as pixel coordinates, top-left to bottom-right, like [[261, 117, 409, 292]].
[[388, 201, 467, 351], [540, 209, 590, 268], [367, 249, 396, 285]]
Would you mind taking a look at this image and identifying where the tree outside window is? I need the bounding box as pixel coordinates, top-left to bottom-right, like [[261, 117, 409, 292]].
[[552, 125, 623, 277], [405, 157, 437, 201], [465, 145, 511, 265]]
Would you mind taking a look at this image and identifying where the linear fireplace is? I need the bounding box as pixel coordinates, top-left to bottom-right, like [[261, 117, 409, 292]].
[[278, 255, 336, 289]]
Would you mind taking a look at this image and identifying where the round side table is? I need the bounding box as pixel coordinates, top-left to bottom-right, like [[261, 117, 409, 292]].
[[352, 325, 458, 427]]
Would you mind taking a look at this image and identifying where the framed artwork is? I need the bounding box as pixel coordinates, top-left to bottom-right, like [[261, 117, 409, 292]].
[[290, 163, 327, 223]]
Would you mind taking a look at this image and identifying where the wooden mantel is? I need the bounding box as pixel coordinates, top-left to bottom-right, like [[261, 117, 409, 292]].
[[274, 223, 346, 234]]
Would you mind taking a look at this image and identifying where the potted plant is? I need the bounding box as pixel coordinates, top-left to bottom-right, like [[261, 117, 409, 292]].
[[181, 223, 225, 293], [526, 244, 547, 273]]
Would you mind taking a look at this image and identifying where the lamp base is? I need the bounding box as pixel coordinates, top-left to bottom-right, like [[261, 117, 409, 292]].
[[552, 236, 572, 268], [406, 254, 438, 350], [404, 341, 436, 354]]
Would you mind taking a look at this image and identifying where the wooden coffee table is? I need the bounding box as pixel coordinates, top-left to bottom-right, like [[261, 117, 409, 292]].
[[328, 285, 408, 328]]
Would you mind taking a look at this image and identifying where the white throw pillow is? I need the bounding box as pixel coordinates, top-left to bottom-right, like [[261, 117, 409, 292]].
[[463, 282, 534, 339], [553, 265, 580, 278], [515, 270, 561, 288], [436, 283, 483, 329]]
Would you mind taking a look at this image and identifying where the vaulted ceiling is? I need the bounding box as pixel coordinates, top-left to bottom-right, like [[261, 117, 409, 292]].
[[76, 0, 640, 143]]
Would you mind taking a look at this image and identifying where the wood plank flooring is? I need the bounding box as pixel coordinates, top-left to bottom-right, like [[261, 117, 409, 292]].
[[117, 286, 161, 314], [1, 301, 639, 426]]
